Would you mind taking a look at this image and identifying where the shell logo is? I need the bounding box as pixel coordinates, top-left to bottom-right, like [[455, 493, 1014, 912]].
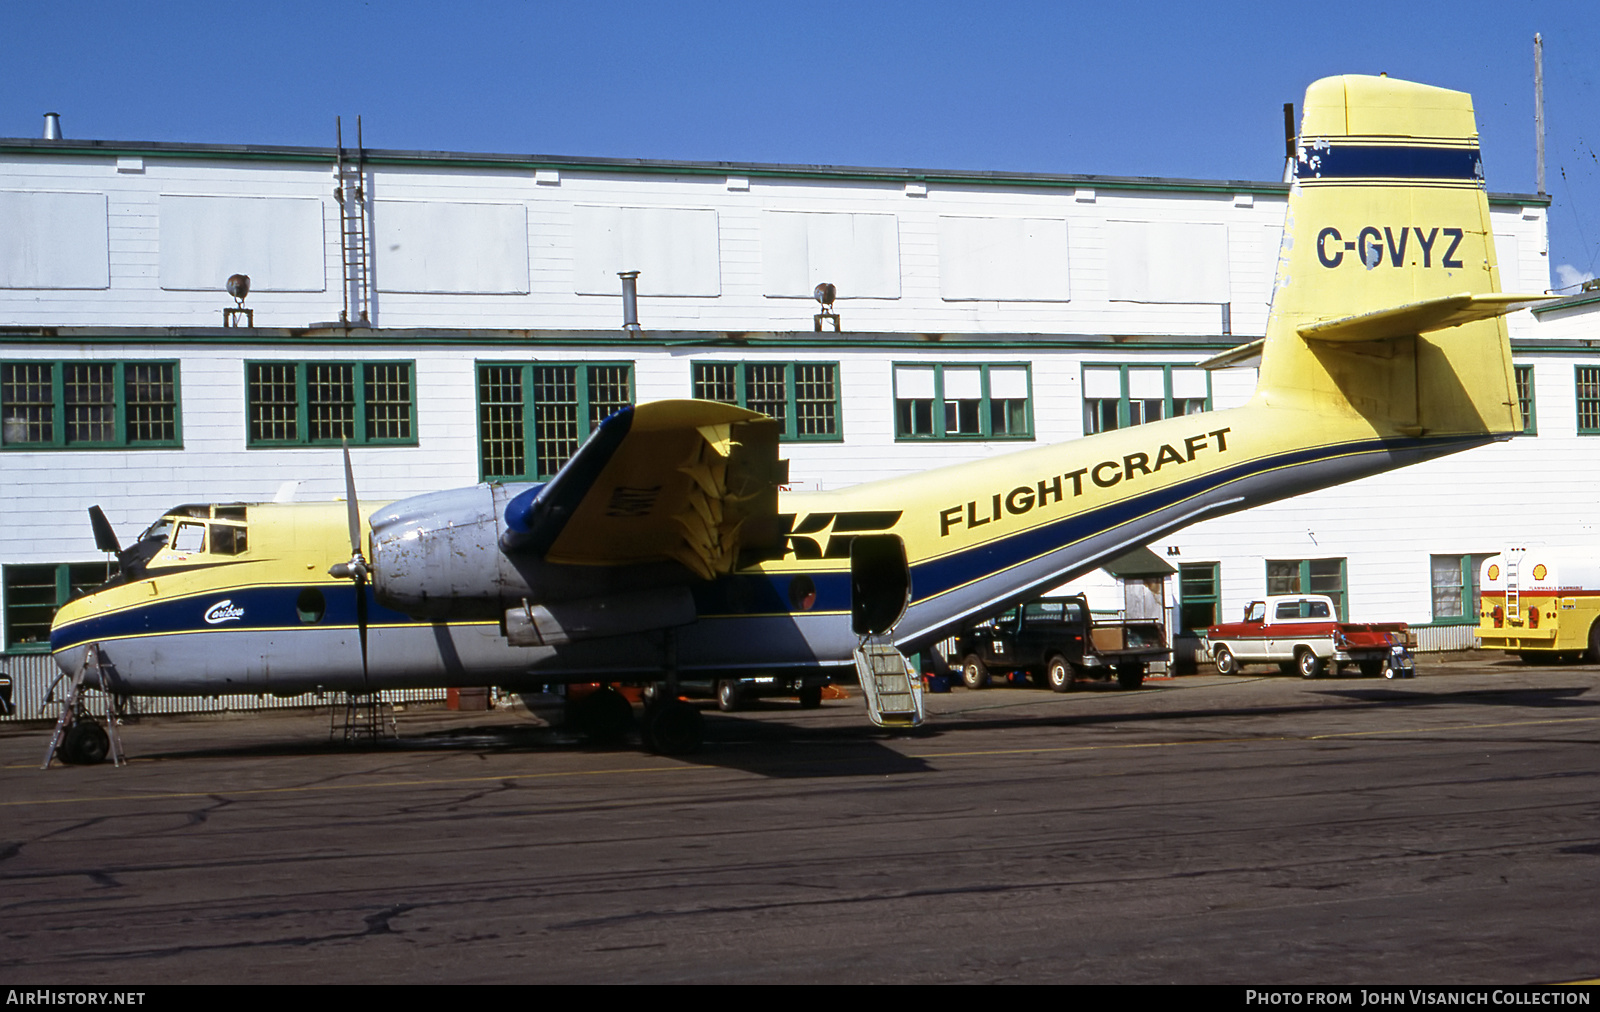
[[1487, 564, 1500, 581], [1533, 564, 1548, 581]]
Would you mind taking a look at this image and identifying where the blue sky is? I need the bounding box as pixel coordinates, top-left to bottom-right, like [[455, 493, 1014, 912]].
[[6, 0, 1598, 289]]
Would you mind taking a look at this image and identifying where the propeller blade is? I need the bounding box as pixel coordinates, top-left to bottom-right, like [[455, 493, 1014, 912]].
[[355, 573, 370, 690], [87, 506, 123, 556], [339, 439, 371, 691], [342, 439, 361, 558]]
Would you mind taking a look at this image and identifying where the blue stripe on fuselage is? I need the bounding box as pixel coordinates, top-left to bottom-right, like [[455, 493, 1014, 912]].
[[692, 432, 1481, 618]]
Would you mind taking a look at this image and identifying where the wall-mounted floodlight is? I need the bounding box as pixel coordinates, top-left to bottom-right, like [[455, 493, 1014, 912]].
[[224, 273, 253, 328], [813, 282, 840, 332]]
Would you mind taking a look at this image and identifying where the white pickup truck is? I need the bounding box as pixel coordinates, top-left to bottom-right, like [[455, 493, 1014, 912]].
[[1203, 594, 1413, 678]]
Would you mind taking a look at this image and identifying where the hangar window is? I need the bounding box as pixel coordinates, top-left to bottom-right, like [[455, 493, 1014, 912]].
[[245, 361, 415, 447], [892, 363, 1031, 440], [692, 362, 841, 441], [1082, 364, 1209, 435], [3, 562, 116, 653], [1, 361, 180, 449], [477, 362, 634, 481], [1515, 365, 1536, 435], [1576, 367, 1600, 435], [1266, 558, 1346, 621], [1431, 554, 1492, 625]]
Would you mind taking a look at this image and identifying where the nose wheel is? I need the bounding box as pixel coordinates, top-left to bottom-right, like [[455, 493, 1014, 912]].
[[42, 644, 125, 768]]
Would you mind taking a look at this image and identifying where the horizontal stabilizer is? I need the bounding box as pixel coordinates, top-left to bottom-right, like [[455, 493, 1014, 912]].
[[1297, 292, 1557, 344], [1198, 339, 1265, 371]]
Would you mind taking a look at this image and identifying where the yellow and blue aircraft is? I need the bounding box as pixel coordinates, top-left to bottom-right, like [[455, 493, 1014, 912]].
[[49, 74, 1551, 758]]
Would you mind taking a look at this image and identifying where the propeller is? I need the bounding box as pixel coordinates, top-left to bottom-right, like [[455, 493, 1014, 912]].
[[327, 440, 371, 689]]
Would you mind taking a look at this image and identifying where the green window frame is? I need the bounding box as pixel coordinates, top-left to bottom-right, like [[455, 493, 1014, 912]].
[[1178, 562, 1221, 635], [477, 361, 634, 481], [1, 361, 181, 449], [692, 361, 842, 441], [245, 361, 417, 448], [3, 562, 117, 653], [892, 362, 1033, 440], [1082, 364, 1211, 435], [1577, 366, 1600, 435], [1515, 364, 1536, 435], [1430, 553, 1492, 625], [1266, 558, 1348, 621]]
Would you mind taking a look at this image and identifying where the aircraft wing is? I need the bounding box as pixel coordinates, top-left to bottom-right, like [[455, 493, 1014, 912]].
[[500, 399, 788, 578], [1297, 292, 1557, 344]]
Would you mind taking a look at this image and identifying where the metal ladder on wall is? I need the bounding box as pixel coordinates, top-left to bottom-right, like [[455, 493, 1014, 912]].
[[335, 116, 371, 326], [853, 635, 925, 728]]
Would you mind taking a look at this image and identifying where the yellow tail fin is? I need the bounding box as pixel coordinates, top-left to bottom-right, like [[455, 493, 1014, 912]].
[[1258, 75, 1550, 437]]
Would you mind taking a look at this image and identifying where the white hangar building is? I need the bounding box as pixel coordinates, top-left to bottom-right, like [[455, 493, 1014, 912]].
[[1, 123, 1594, 710]]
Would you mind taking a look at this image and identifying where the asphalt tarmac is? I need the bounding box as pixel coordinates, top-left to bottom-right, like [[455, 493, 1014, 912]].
[[2, 654, 1598, 985]]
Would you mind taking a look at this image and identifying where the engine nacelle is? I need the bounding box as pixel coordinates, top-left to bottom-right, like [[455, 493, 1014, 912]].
[[369, 483, 700, 627], [370, 484, 534, 619]]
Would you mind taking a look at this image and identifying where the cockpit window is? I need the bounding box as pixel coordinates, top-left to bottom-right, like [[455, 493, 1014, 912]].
[[172, 521, 206, 553], [210, 523, 247, 555], [137, 517, 173, 544]]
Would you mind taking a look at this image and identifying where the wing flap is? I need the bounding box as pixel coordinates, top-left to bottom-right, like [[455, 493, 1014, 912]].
[[1298, 292, 1557, 343], [504, 399, 787, 575]]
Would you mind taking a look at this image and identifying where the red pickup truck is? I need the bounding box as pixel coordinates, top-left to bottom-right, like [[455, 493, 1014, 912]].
[[1203, 594, 1413, 679]]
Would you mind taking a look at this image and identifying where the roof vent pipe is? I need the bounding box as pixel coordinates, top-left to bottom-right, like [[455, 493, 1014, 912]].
[[42, 112, 62, 140], [619, 271, 642, 332]]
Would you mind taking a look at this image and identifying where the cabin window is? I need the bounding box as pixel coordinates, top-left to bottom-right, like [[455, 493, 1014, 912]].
[[692, 361, 841, 441], [1, 361, 181, 449], [892, 363, 1032, 441], [1266, 558, 1347, 621], [1178, 562, 1220, 634], [245, 361, 416, 447], [1081, 364, 1209, 435], [1431, 553, 1492, 625], [2, 562, 117, 653], [476, 362, 634, 481], [1515, 364, 1536, 435]]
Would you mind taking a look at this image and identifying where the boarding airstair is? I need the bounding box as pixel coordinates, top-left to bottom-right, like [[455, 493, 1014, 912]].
[[853, 635, 925, 728], [334, 116, 371, 326]]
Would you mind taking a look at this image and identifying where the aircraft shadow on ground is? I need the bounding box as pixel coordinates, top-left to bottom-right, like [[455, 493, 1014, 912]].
[[126, 684, 1594, 774]]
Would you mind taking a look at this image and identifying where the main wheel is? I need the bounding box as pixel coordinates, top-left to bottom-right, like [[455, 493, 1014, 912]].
[[60, 720, 110, 765], [641, 700, 703, 755], [1116, 661, 1145, 689], [961, 654, 989, 690], [1588, 621, 1600, 664], [716, 679, 742, 712], [571, 686, 635, 742], [1046, 654, 1074, 693], [1213, 645, 1238, 676], [1296, 648, 1324, 679], [797, 685, 823, 708]]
